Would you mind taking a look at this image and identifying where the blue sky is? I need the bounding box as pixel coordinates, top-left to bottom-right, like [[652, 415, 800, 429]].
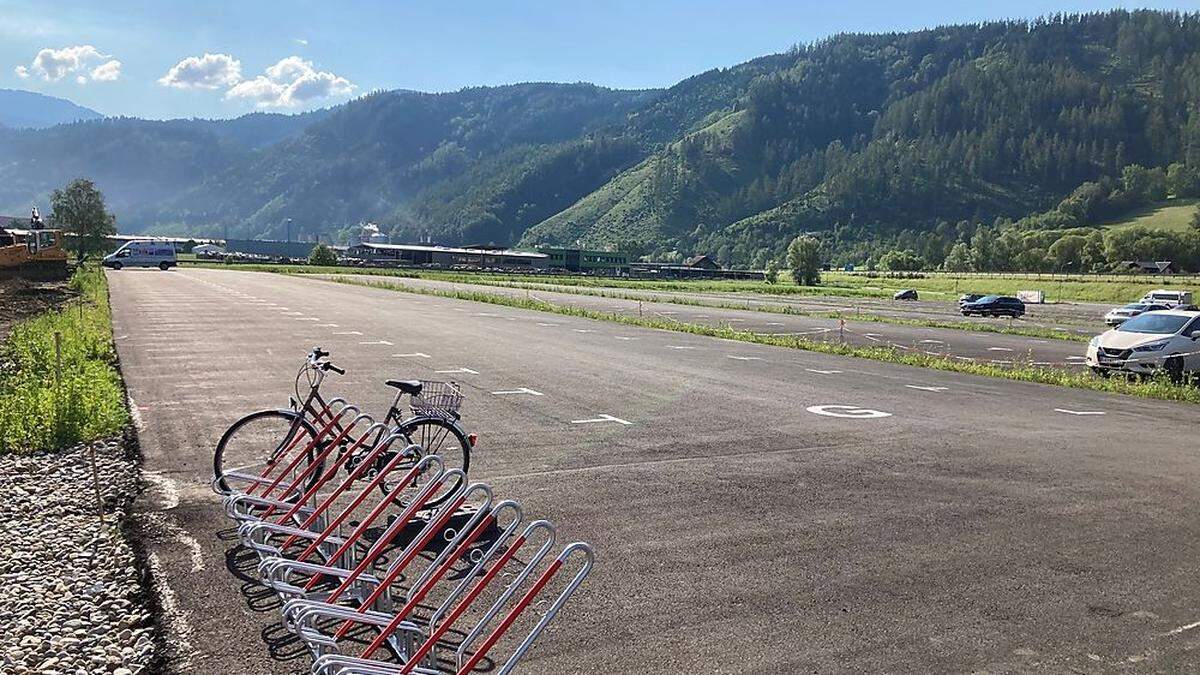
[[2, 0, 1197, 119]]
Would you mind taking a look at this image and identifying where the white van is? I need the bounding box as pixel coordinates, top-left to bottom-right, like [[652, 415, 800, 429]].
[[102, 240, 177, 270], [1138, 289, 1193, 307]]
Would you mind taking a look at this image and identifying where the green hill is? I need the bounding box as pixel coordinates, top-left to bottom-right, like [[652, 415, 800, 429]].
[[1104, 199, 1199, 233]]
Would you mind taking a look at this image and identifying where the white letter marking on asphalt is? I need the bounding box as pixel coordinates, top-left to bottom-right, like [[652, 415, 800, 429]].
[[806, 405, 892, 419]]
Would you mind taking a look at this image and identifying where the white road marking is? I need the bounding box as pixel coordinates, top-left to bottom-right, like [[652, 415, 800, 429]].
[[294, 317, 320, 321], [360, 340, 394, 345], [905, 385, 949, 392], [920, 339, 944, 344], [695, 314, 710, 318], [316, 323, 339, 328], [491, 388, 544, 396], [1163, 620, 1200, 637], [666, 345, 696, 350], [570, 414, 633, 426], [573, 329, 596, 333], [614, 336, 639, 341], [988, 347, 1014, 352], [727, 318, 745, 322], [766, 322, 785, 326], [1066, 355, 1086, 360], [1054, 408, 1106, 416], [806, 405, 891, 419], [726, 355, 763, 361], [475, 312, 498, 317], [537, 322, 559, 327], [393, 352, 430, 358], [333, 330, 363, 335], [806, 369, 842, 374], [435, 367, 479, 374]]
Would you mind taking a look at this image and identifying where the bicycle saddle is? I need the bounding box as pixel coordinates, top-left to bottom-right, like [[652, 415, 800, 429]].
[[385, 379, 423, 396]]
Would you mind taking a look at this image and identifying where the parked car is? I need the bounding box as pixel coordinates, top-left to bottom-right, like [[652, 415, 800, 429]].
[[1103, 302, 1170, 326], [1086, 309, 1200, 381], [958, 293, 984, 306], [960, 295, 1025, 317], [1138, 289, 1193, 307], [102, 240, 177, 270], [893, 289, 918, 300]]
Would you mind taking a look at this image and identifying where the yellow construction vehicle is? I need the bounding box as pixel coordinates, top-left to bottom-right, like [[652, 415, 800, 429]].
[[0, 208, 70, 280]]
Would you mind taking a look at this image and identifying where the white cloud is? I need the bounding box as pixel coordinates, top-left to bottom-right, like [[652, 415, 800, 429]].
[[15, 45, 117, 84], [226, 56, 354, 108], [293, 38, 308, 46], [157, 53, 242, 89], [90, 59, 121, 82]]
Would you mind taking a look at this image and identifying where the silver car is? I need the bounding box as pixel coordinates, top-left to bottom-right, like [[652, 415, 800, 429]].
[[1103, 302, 1169, 326]]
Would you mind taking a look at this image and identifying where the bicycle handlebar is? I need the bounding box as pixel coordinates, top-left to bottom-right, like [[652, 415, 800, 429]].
[[307, 347, 343, 376], [323, 363, 345, 375]]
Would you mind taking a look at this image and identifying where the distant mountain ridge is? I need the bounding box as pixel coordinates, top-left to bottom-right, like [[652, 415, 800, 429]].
[[2, 10, 1200, 267], [0, 89, 103, 129]]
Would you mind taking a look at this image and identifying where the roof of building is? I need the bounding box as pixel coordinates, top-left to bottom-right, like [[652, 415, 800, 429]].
[[349, 242, 548, 259], [1121, 260, 1178, 273], [684, 254, 721, 268]]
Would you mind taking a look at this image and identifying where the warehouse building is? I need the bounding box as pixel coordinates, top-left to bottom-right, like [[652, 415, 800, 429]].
[[345, 242, 550, 270], [535, 247, 629, 274]]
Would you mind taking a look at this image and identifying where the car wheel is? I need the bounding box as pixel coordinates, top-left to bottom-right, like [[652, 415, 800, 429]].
[[159, 261, 170, 271], [111, 262, 122, 270]]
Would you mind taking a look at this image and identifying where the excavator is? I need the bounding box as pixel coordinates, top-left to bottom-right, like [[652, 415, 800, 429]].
[[0, 207, 69, 280]]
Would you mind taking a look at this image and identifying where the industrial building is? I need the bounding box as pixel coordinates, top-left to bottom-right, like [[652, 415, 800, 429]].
[[345, 242, 550, 270], [535, 247, 629, 274]]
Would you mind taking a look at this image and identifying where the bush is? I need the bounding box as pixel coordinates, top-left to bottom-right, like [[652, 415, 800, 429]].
[[0, 267, 128, 453], [308, 244, 338, 266]]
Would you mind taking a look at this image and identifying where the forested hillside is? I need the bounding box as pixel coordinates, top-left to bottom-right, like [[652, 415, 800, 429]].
[[2, 10, 1200, 269]]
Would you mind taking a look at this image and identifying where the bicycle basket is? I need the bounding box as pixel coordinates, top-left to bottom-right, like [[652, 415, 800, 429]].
[[410, 381, 464, 418]]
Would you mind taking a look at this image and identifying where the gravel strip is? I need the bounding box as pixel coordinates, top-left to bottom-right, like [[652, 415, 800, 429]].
[[0, 438, 158, 675]]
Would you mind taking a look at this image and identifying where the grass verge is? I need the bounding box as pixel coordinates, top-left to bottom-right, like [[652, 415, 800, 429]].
[[0, 267, 128, 453], [319, 274, 1200, 406], [189, 262, 1088, 342]]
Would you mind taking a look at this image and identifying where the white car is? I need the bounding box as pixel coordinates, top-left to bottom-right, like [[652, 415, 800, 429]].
[[1103, 302, 1169, 326], [1138, 289, 1193, 307], [1086, 309, 1200, 381]]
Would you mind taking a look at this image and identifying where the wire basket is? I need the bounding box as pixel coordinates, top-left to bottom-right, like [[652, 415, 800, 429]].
[[410, 380, 464, 418]]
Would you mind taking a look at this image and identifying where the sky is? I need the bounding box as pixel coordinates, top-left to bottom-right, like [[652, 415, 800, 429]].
[[2, 0, 1198, 120]]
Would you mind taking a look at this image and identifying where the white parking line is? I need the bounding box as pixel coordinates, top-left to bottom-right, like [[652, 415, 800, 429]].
[[988, 347, 1014, 352], [333, 331, 363, 335], [491, 388, 544, 396], [1054, 408, 1105, 416], [614, 336, 639, 341], [905, 385, 949, 392], [806, 368, 842, 374], [570, 414, 633, 426], [726, 355, 763, 361], [573, 329, 596, 333], [435, 367, 479, 374], [360, 340, 394, 345], [316, 323, 339, 328], [393, 352, 430, 358], [665, 345, 696, 350]]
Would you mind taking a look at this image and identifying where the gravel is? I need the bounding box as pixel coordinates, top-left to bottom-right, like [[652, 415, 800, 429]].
[[0, 438, 158, 675]]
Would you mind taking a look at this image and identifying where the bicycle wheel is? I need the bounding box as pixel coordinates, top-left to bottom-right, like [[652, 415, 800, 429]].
[[392, 416, 471, 509], [213, 409, 322, 496]]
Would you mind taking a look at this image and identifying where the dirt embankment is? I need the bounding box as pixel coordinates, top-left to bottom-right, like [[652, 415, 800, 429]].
[[0, 278, 78, 341]]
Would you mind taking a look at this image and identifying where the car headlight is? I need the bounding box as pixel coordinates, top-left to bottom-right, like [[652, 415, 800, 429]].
[[1133, 340, 1169, 352]]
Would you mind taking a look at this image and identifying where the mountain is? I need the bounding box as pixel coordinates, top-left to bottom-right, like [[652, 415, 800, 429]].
[[2, 10, 1200, 267], [0, 89, 103, 129]]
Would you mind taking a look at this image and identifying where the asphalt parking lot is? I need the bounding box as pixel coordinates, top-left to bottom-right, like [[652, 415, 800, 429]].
[[110, 268, 1200, 673]]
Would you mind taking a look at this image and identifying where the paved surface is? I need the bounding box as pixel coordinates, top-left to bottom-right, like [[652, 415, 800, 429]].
[[110, 267, 1200, 674], [332, 274, 1093, 369]]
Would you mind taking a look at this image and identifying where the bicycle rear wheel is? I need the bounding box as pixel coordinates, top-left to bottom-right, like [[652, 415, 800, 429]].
[[391, 416, 471, 509], [213, 409, 322, 496]]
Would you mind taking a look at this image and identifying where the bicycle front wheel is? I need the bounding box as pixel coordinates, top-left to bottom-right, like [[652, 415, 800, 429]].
[[394, 416, 471, 508], [213, 409, 322, 496]]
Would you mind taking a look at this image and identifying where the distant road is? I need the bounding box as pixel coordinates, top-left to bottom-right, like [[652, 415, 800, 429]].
[[110, 268, 1200, 673], [327, 273, 1093, 369]]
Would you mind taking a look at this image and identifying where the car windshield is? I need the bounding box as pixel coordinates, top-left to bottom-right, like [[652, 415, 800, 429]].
[[1122, 304, 1149, 310], [1116, 313, 1190, 334], [976, 295, 999, 302]]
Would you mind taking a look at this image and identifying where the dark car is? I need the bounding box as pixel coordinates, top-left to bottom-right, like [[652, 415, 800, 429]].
[[893, 289, 918, 300], [958, 293, 984, 306], [961, 295, 1025, 317]]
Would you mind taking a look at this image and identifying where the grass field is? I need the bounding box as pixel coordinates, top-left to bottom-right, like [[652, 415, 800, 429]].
[[0, 267, 128, 453], [1103, 198, 1199, 233]]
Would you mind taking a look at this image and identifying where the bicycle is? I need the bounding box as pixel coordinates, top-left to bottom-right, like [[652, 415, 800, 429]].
[[212, 348, 474, 508]]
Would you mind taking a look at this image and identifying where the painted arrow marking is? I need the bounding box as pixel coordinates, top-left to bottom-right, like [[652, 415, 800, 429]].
[[393, 352, 430, 358], [435, 367, 479, 374], [491, 388, 544, 396], [360, 340, 394, 346], [570, 414, 633, 426], [806, 368, 842, 374], [1054, 408, 1106, 416], [905, 385, 949, 392]]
